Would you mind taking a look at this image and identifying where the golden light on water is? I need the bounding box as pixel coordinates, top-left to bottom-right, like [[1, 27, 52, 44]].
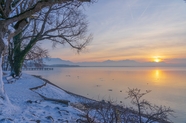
[[150, 69, 166, 86], [155, 70, 160, 79]]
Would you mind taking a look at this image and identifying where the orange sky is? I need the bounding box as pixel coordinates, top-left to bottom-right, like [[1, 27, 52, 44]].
[[44, 0, 186, 63]]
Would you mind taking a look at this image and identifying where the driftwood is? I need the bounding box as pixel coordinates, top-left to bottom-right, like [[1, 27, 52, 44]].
[[30, 82, 47, 90], [29, 76, 70, 106], [37, 92, 70, 106]]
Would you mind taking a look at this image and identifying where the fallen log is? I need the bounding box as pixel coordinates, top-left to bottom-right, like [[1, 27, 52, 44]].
[[35, 92, 70, 106]]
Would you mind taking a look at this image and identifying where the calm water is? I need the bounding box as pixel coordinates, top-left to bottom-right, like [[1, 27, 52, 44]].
[[25, 67, 186, 122]]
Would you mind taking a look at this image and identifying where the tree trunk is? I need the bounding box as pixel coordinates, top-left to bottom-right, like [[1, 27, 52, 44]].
[[0, 35, 6, 97], [0, 49, 11, 107], [0, 36, 15, 114], [9, 29, 41, 77], [12, 54, 25, 77], [0, 53, 5, 97], [9, 32, 29, 77]]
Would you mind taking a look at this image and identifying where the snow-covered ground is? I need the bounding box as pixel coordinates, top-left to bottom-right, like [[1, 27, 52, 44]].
[[2, 73, 94, 123], [1, 73, 173, 123]]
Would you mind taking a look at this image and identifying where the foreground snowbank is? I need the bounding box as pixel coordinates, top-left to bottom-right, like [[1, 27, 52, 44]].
[[2, 73, 93, 122]]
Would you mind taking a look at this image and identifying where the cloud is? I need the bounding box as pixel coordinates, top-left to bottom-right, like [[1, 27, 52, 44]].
[[45, 0, 186, 62]]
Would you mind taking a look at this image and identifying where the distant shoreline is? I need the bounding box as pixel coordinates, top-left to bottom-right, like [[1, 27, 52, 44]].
[[46, 65, 186, 68], [74, 66, 186, 67]]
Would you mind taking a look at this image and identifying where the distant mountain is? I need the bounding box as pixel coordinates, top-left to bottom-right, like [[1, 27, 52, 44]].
[[167, 58, 186, 64], [45, 64, 79, 67], [140, 62, 168, 67], [77, 59, 141, 66], [43, 57, 186, 67], [43, 57, 75, 65], [77, 59, 186, 67]]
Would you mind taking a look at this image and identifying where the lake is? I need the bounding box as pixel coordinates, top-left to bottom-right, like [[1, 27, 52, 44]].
[[25, 67, 186, 122]]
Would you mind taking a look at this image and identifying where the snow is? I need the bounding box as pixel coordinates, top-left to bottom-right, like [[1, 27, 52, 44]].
[[1, 72, 172, 123], [34, 83, 77, 102], [2, 73, 94, 122]]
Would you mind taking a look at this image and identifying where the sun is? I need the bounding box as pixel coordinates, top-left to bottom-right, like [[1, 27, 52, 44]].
[[153, 57, 161, 63], [154, 58, 160, 63]]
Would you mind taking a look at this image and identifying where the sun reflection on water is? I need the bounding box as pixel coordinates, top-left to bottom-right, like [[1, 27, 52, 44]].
[[155, 70, 160, 80], [150, 69, 168, 86], [150, 69, 164, 85]]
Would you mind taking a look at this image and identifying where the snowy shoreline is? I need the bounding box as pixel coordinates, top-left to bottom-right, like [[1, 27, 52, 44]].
[[2, 73, 173, 123], [2, 73, 95, 122], [32, 75, 97, 103]]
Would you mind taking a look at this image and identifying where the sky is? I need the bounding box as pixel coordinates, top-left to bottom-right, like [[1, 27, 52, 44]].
[[44, 0, 186, 63]]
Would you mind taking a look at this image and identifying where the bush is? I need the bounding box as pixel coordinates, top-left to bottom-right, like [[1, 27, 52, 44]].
[[78, 88, 174, 123]]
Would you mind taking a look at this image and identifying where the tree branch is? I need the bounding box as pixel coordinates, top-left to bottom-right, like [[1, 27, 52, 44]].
[[3, 0, 91, 27]]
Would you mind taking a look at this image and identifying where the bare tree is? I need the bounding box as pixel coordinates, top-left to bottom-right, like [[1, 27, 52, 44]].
[[8, 3, 92, 77], [9, 42, 49, 73], [78, 89, 174, 123], [1, 43, 47, 72], [23, 44, 49, 68], [126, 88, 174, 123], [79, 99, 140, 123], [0, 0, 92, 112]]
